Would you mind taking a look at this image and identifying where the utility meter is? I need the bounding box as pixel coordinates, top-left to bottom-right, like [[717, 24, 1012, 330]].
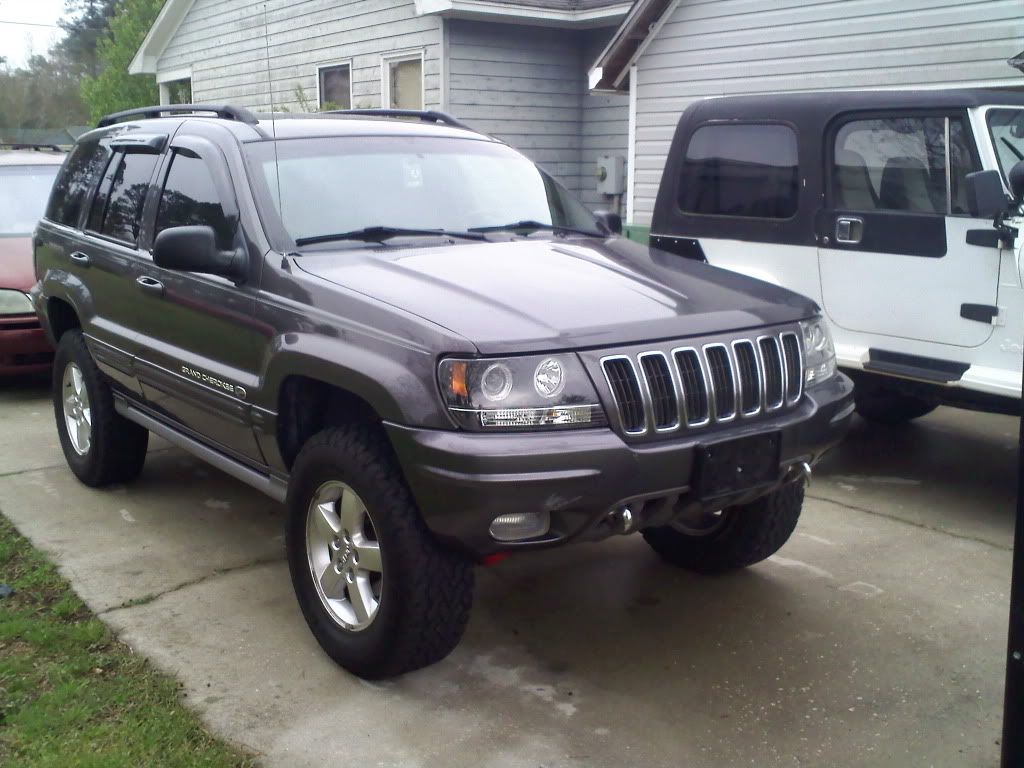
[[596, 155, 625, 196]]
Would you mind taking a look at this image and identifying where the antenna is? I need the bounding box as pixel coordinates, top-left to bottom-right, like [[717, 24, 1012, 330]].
[[263, 4, 284, 230]]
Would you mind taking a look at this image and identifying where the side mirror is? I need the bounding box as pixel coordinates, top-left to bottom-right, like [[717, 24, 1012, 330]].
[[965, 170, 1009, 219], [153, 225, 244, 279], [1009, 160, 1024, 203], [594, 210, 622, 236]]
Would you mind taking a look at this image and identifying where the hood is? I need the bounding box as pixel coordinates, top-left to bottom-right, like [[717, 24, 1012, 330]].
[[0, 236, 35, 293], [293, 238, 818, 354]]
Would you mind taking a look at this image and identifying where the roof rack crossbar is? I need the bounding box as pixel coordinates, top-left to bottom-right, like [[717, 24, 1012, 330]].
[[97, 104, 259, 128], [324, 109, 475, 132]]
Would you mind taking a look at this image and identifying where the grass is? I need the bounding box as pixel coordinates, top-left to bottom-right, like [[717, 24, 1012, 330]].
[[0, 516, 254, 768]]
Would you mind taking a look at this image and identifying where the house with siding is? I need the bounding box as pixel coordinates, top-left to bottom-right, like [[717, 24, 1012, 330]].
[[129, 0, 631, 210], [590, 0, 1024, 235]]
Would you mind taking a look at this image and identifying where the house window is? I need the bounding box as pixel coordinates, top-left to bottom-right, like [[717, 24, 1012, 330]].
[[318, 63, 352, 110], [158, 68, 192, 106], [677, 123, 799, 219], [382, 52, 423, 110]]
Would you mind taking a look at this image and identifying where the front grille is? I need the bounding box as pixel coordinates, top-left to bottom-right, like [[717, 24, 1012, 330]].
[[600, 328, 803, 438], [639, 353, 678, 430], [705, 345, 736, 420], [781, 332, 802, 403], [674, 349, 709, 425], [602, 357, 646, 433], [758, 336, 784, 410]]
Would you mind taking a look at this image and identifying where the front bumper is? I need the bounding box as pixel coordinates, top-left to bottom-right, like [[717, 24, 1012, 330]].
[[386, 373, 854, 557], [0, 314, 53, 376]]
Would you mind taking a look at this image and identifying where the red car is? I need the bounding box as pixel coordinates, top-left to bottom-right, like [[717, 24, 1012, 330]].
[[0, 145, 65, 376]]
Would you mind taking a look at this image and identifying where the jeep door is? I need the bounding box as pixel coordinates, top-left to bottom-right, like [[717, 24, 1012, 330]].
[[817, 112, 999, 350], [131, 134, 267, 464], [38, 136, 159, 395]]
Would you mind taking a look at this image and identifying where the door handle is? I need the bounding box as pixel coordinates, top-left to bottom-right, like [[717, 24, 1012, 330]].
[[835, 216, 864, 245], [136, 275, 164, 297], [69, 251, 90, 267]]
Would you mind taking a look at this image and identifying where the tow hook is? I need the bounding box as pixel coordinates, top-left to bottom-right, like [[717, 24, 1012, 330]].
[[608, 505, 635, 534], [786, 461, 813, 488]]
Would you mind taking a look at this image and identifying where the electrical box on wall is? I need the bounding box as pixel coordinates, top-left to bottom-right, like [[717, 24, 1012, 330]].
[[596, 155, 625, 196]]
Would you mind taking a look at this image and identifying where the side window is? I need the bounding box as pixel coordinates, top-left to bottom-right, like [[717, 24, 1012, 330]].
[[85, 150, 158, 244], [677, 123, 799, 219], [45, 139, 111, 228], [155, 150, 234, 249], [832, 116, 977, 215]]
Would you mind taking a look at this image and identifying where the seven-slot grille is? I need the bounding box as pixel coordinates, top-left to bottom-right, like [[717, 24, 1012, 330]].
[[600, 331, 802, 437]]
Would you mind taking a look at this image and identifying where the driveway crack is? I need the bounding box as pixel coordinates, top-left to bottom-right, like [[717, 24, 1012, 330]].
[[97, 554, 285, 616], [807, 492, 1012, 552]]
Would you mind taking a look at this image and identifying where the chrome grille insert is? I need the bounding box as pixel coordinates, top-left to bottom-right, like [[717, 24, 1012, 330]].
[[673, 348, 710, 426], [638, 352, 679, 431], [732, 340, 761, 415], [758, 335, 785, 410], [704, 344, 736, 421], [601, 356, 646, 434], [600, 328, 804, 438]]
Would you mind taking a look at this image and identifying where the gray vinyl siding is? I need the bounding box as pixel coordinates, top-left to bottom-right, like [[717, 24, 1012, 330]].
[[580, 28, 629, 210], [631, 0, 1024, 225], [446, 20, 628, 206], [156, 0, 442, 111], [446, 19, 587, 195]]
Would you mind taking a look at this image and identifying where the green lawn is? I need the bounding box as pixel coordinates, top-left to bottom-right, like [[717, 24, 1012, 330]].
[[0, 516, 254, 768]]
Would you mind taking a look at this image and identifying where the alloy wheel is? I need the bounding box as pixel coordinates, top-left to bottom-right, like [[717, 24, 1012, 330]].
[[62, 362, 92, 456]]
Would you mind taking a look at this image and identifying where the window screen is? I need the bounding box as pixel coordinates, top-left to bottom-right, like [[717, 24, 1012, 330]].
[[45, 139, 111, 228], [677, 124, 799, 219], [318, 64, 351, 109], [155, 150, 233, 249], [832, 116, 976, 215]]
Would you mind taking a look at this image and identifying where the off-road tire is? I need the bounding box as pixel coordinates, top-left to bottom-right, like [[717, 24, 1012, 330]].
[[854, 386, 937, 424], [642, 481, 804, 574], [52, 329, 149, 487], [286, 424, 474, 679]]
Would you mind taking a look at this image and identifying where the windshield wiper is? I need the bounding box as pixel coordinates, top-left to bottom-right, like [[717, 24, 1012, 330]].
[[295, 226, 488, 247], [468, 220, 603, 237]]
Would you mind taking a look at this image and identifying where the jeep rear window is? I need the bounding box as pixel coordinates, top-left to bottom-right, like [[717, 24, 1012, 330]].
[[677, 123, 798, 219], [244, 136, 597, 246], [987, 108, 1024, 184], [45, 139, 110, 228]]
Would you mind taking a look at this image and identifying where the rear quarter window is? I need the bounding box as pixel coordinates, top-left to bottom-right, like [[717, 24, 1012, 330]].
[[45, 139, 111, 228], [677, 123, 799, 219]]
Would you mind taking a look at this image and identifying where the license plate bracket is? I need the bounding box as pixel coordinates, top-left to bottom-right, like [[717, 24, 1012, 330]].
[[693, 432, 781, 501]]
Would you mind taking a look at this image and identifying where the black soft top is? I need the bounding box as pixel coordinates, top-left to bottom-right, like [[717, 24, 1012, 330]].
[[685, 89, 1024, 125]]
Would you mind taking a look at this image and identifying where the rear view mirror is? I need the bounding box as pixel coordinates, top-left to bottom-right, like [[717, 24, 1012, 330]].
[[595, 210, 622, 236], [153, 225, 244, 280], [965, 170, 1008, 219], [1009, 160, 1024, 204]]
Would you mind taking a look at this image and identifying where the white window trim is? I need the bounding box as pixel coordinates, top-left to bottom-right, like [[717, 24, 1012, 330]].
[[157, 67, 192, 106], [380, 50, 426, 111], [315, 59, 354, 110]]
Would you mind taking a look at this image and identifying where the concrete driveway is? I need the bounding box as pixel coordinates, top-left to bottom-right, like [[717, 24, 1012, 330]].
[[0, 378, 1013, 767]]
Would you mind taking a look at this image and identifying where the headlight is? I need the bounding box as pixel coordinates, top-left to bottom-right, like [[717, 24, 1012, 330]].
[[0, 290, 33, 316], [439, 354, 607, 431], [800, 316, 837, 385]]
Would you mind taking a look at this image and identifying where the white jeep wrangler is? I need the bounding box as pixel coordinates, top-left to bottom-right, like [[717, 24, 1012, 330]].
[[649, 89, 1024, 423]]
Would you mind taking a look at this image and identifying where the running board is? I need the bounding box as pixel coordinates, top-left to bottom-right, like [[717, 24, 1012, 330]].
[[114, 398, 287, 503]]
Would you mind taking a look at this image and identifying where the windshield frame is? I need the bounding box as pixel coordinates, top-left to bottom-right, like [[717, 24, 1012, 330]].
[[0, 163, 62, 237], [984, 106, 1024, 185], [240, 134, 602, 252]]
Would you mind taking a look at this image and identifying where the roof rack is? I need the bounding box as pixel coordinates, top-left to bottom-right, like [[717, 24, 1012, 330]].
[[97, 104, 259, 128], [0, 143, 64, 152], [325, 109, 475, 132]]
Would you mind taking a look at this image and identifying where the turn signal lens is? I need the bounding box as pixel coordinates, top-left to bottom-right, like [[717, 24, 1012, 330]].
[[450, 361, 469, 399]]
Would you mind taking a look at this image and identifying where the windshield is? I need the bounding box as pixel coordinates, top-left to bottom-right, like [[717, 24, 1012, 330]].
[[244, 136, 601, 246], [0, 164, 60, 236], [987, 108, 1024, 182]]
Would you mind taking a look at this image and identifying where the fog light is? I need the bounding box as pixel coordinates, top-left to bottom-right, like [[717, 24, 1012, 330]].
[[488, 511, 550, 542]]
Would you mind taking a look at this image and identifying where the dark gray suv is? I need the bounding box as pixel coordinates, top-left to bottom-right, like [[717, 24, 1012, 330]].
[[33, 105, 854, 678]]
